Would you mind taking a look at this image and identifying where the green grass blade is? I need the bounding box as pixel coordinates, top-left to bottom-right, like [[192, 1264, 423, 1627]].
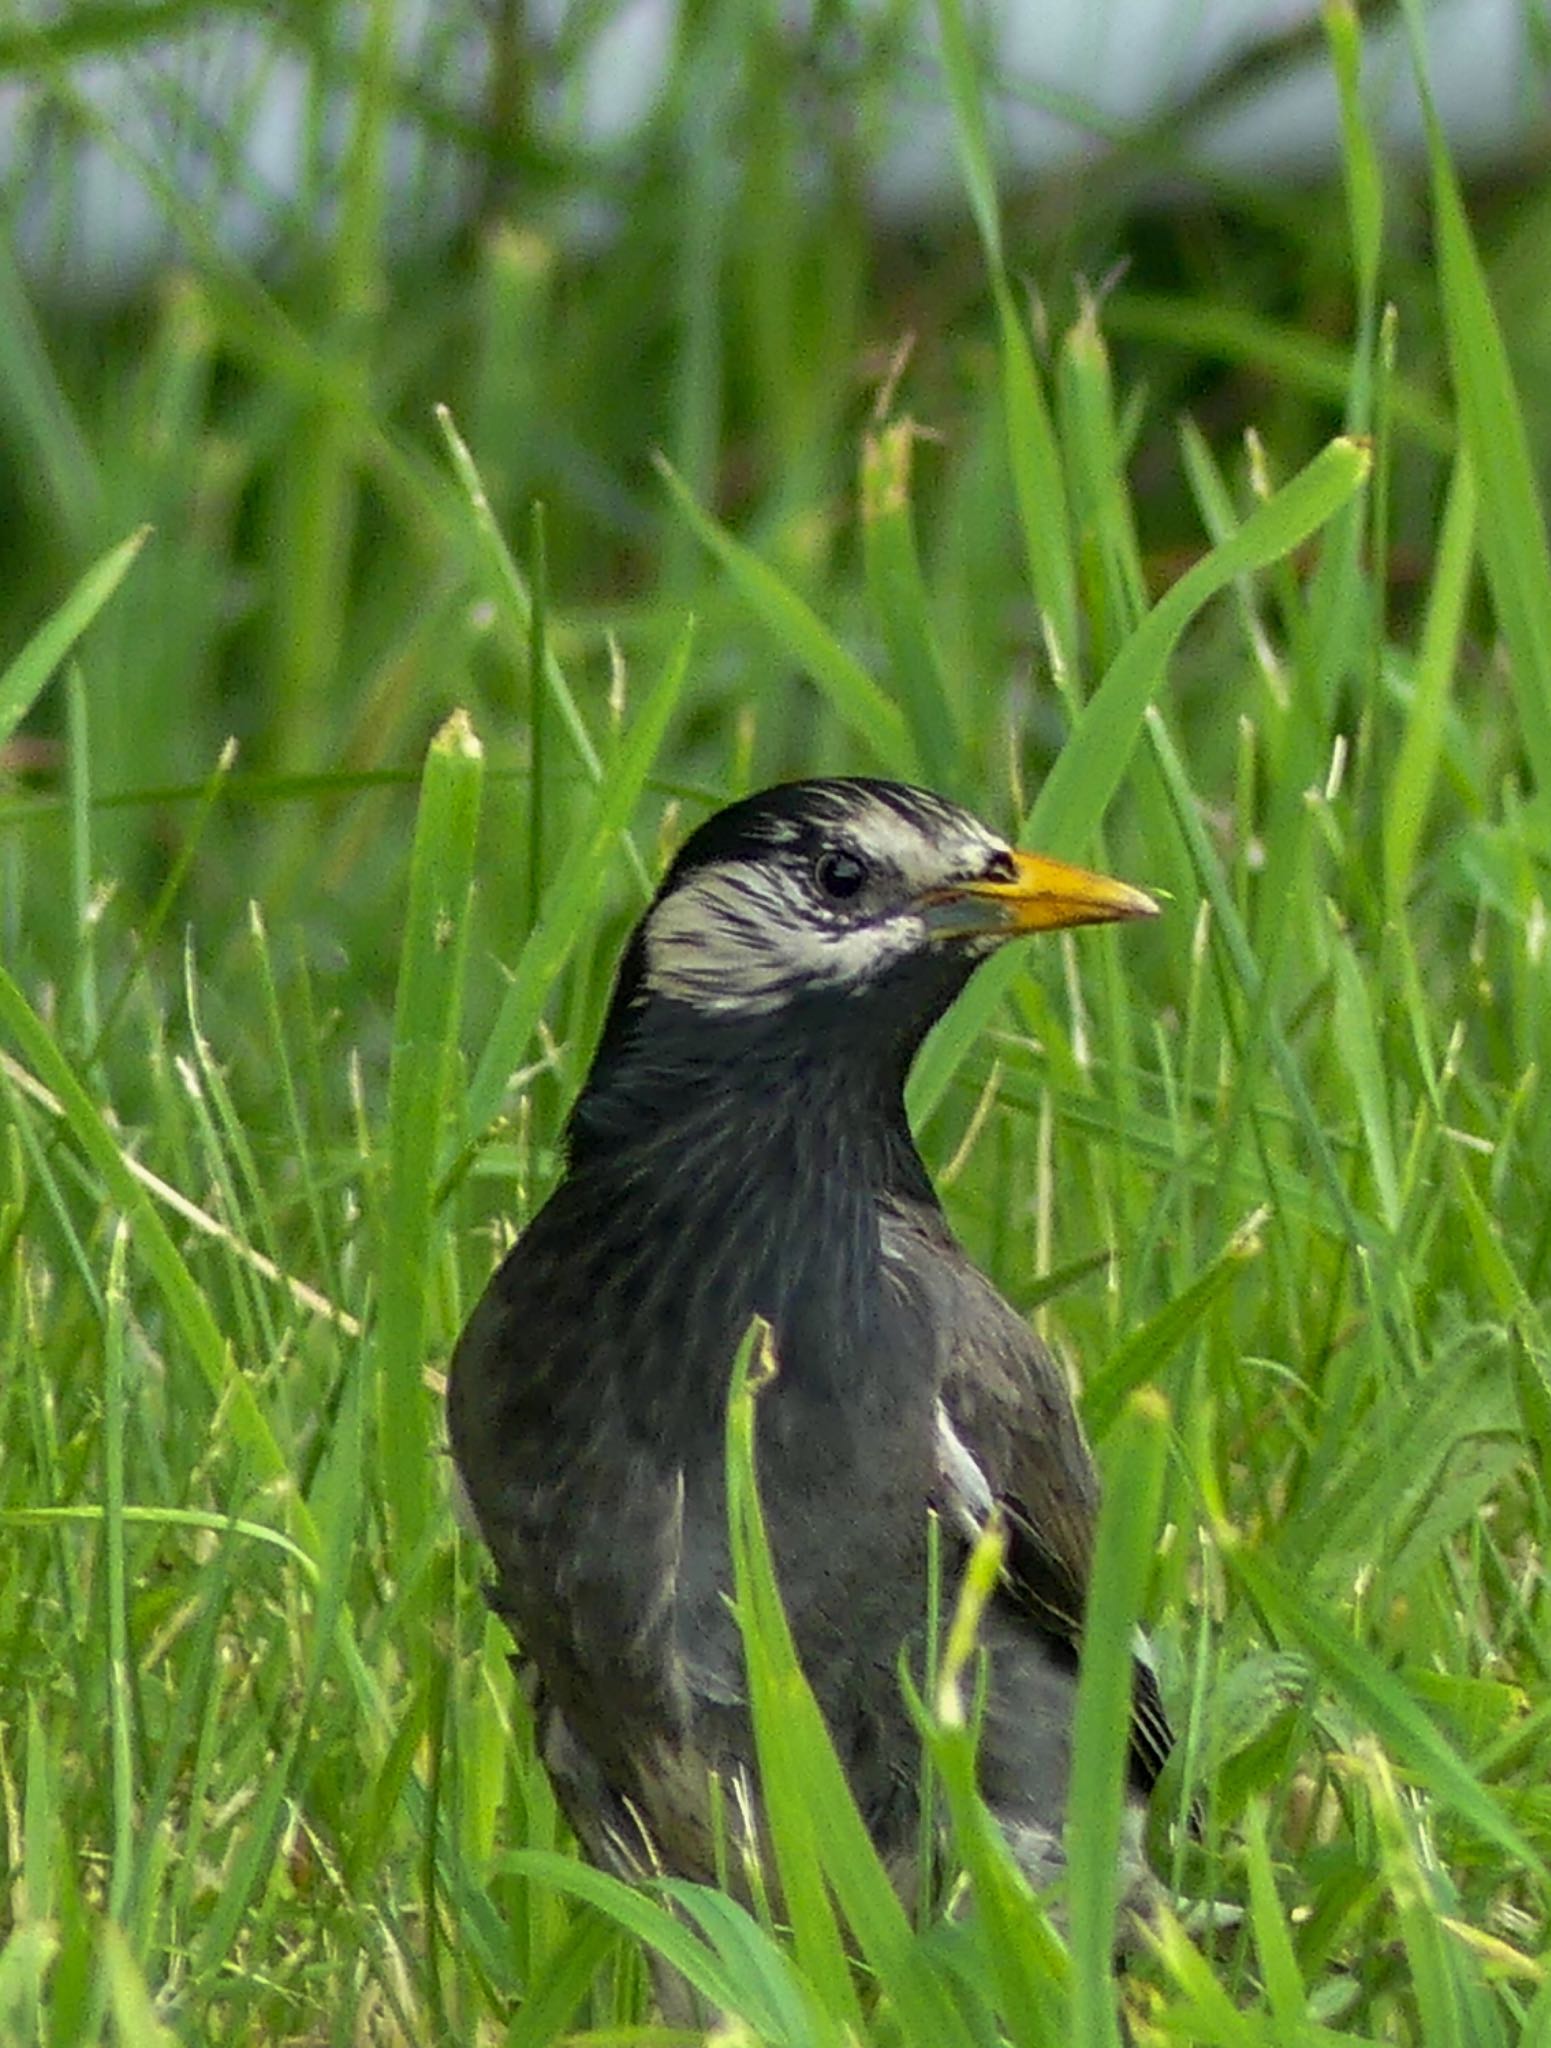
[[1445, 1149, 1551, 1479], [0, 526, 148, 748], [22, 1695, 55, 1927], [726, 1323, 979, 2046], [931, 0, 1005, 273], [1105, 293, 1453, 454], [190, 1323, 368, 1978], [861, 422, 962, 789], [1403, 0, 1551, 795], [100, 1221, 135, 1936], [65, 665, 97, 1049], [461, 618, 694, 1150], [1081, 1216, 1262, 1441], [1383, 454, 1477, 909], [1242, 1798, 1307, 2032], [437, 409, 649, 889], [661, 1880, 843, 2044], [1067, 1387, 1170, 2048], [995, 281, 1081, 686], [1357, 1741, 1510, 2048], [496, 1850, 772, 2034], [377, 708, 483, 1562], [1140, 706, 1368, 1248], [929, 0, 1083, 683], [0, 230, 103, 541], [1056, 301, 1147, 656], [1141, 1905, 1263, 2047], [1223, 1538, 1548, 1883], [1281, 1331, 1514, 1580], [0, 1504, 319, 1578], [656, 454, 916, 774], [1325, 1, 1384, 313], [500, 1911, 618, 2048], [0, 968, 302, 1517], [723, 1325, 876, 2036], [99, 1922, 179, 2048], [909, 437, 1370, 1124], [1031, 438, 1368, 853], [1329, 916, 1401, 1234], [913, 1520, 1072, 2048]]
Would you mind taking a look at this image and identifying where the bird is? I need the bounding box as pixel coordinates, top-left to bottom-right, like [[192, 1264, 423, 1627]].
[[447, 774, 1170, 1913]]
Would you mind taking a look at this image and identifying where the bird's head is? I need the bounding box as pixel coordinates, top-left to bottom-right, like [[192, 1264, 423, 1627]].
[[587, 779, 1156, 1102]]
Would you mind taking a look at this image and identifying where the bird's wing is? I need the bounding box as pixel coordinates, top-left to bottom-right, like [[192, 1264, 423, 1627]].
[[881, 1198, 1173, 1791]]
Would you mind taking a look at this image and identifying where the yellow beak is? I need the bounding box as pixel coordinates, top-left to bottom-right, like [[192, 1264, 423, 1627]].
[[921, 850, 1158, 939]]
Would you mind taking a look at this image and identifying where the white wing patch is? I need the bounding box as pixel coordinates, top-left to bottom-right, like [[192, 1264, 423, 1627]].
[[935, 1399, 996, 1542]]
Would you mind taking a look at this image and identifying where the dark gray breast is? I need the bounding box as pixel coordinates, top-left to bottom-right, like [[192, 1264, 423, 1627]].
[[446, 1070, 948, 1820]]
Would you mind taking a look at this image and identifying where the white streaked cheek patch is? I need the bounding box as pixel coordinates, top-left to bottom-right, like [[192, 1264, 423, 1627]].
[[642, 861, 922, 1013]]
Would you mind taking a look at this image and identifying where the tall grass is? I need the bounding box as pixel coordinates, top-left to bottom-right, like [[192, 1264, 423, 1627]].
[[1, 1, 1549, 2041]]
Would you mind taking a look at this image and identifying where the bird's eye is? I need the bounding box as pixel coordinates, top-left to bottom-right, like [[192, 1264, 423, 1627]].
[[983, 849, 1017, 882], [814, 849, 868, 900]]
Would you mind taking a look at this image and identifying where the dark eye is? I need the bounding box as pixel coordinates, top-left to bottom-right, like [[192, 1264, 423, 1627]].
[[815, 849, 868, 900], [983, 848, 1017, 882]]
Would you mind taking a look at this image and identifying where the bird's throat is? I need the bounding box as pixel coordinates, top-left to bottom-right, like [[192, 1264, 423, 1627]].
[[560, 1007, 935, 1415], [568, 1000, 931, 1205]]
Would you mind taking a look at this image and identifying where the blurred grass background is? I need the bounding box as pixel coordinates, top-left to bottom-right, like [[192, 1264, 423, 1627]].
[[3, 0, 1551, 2041]]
